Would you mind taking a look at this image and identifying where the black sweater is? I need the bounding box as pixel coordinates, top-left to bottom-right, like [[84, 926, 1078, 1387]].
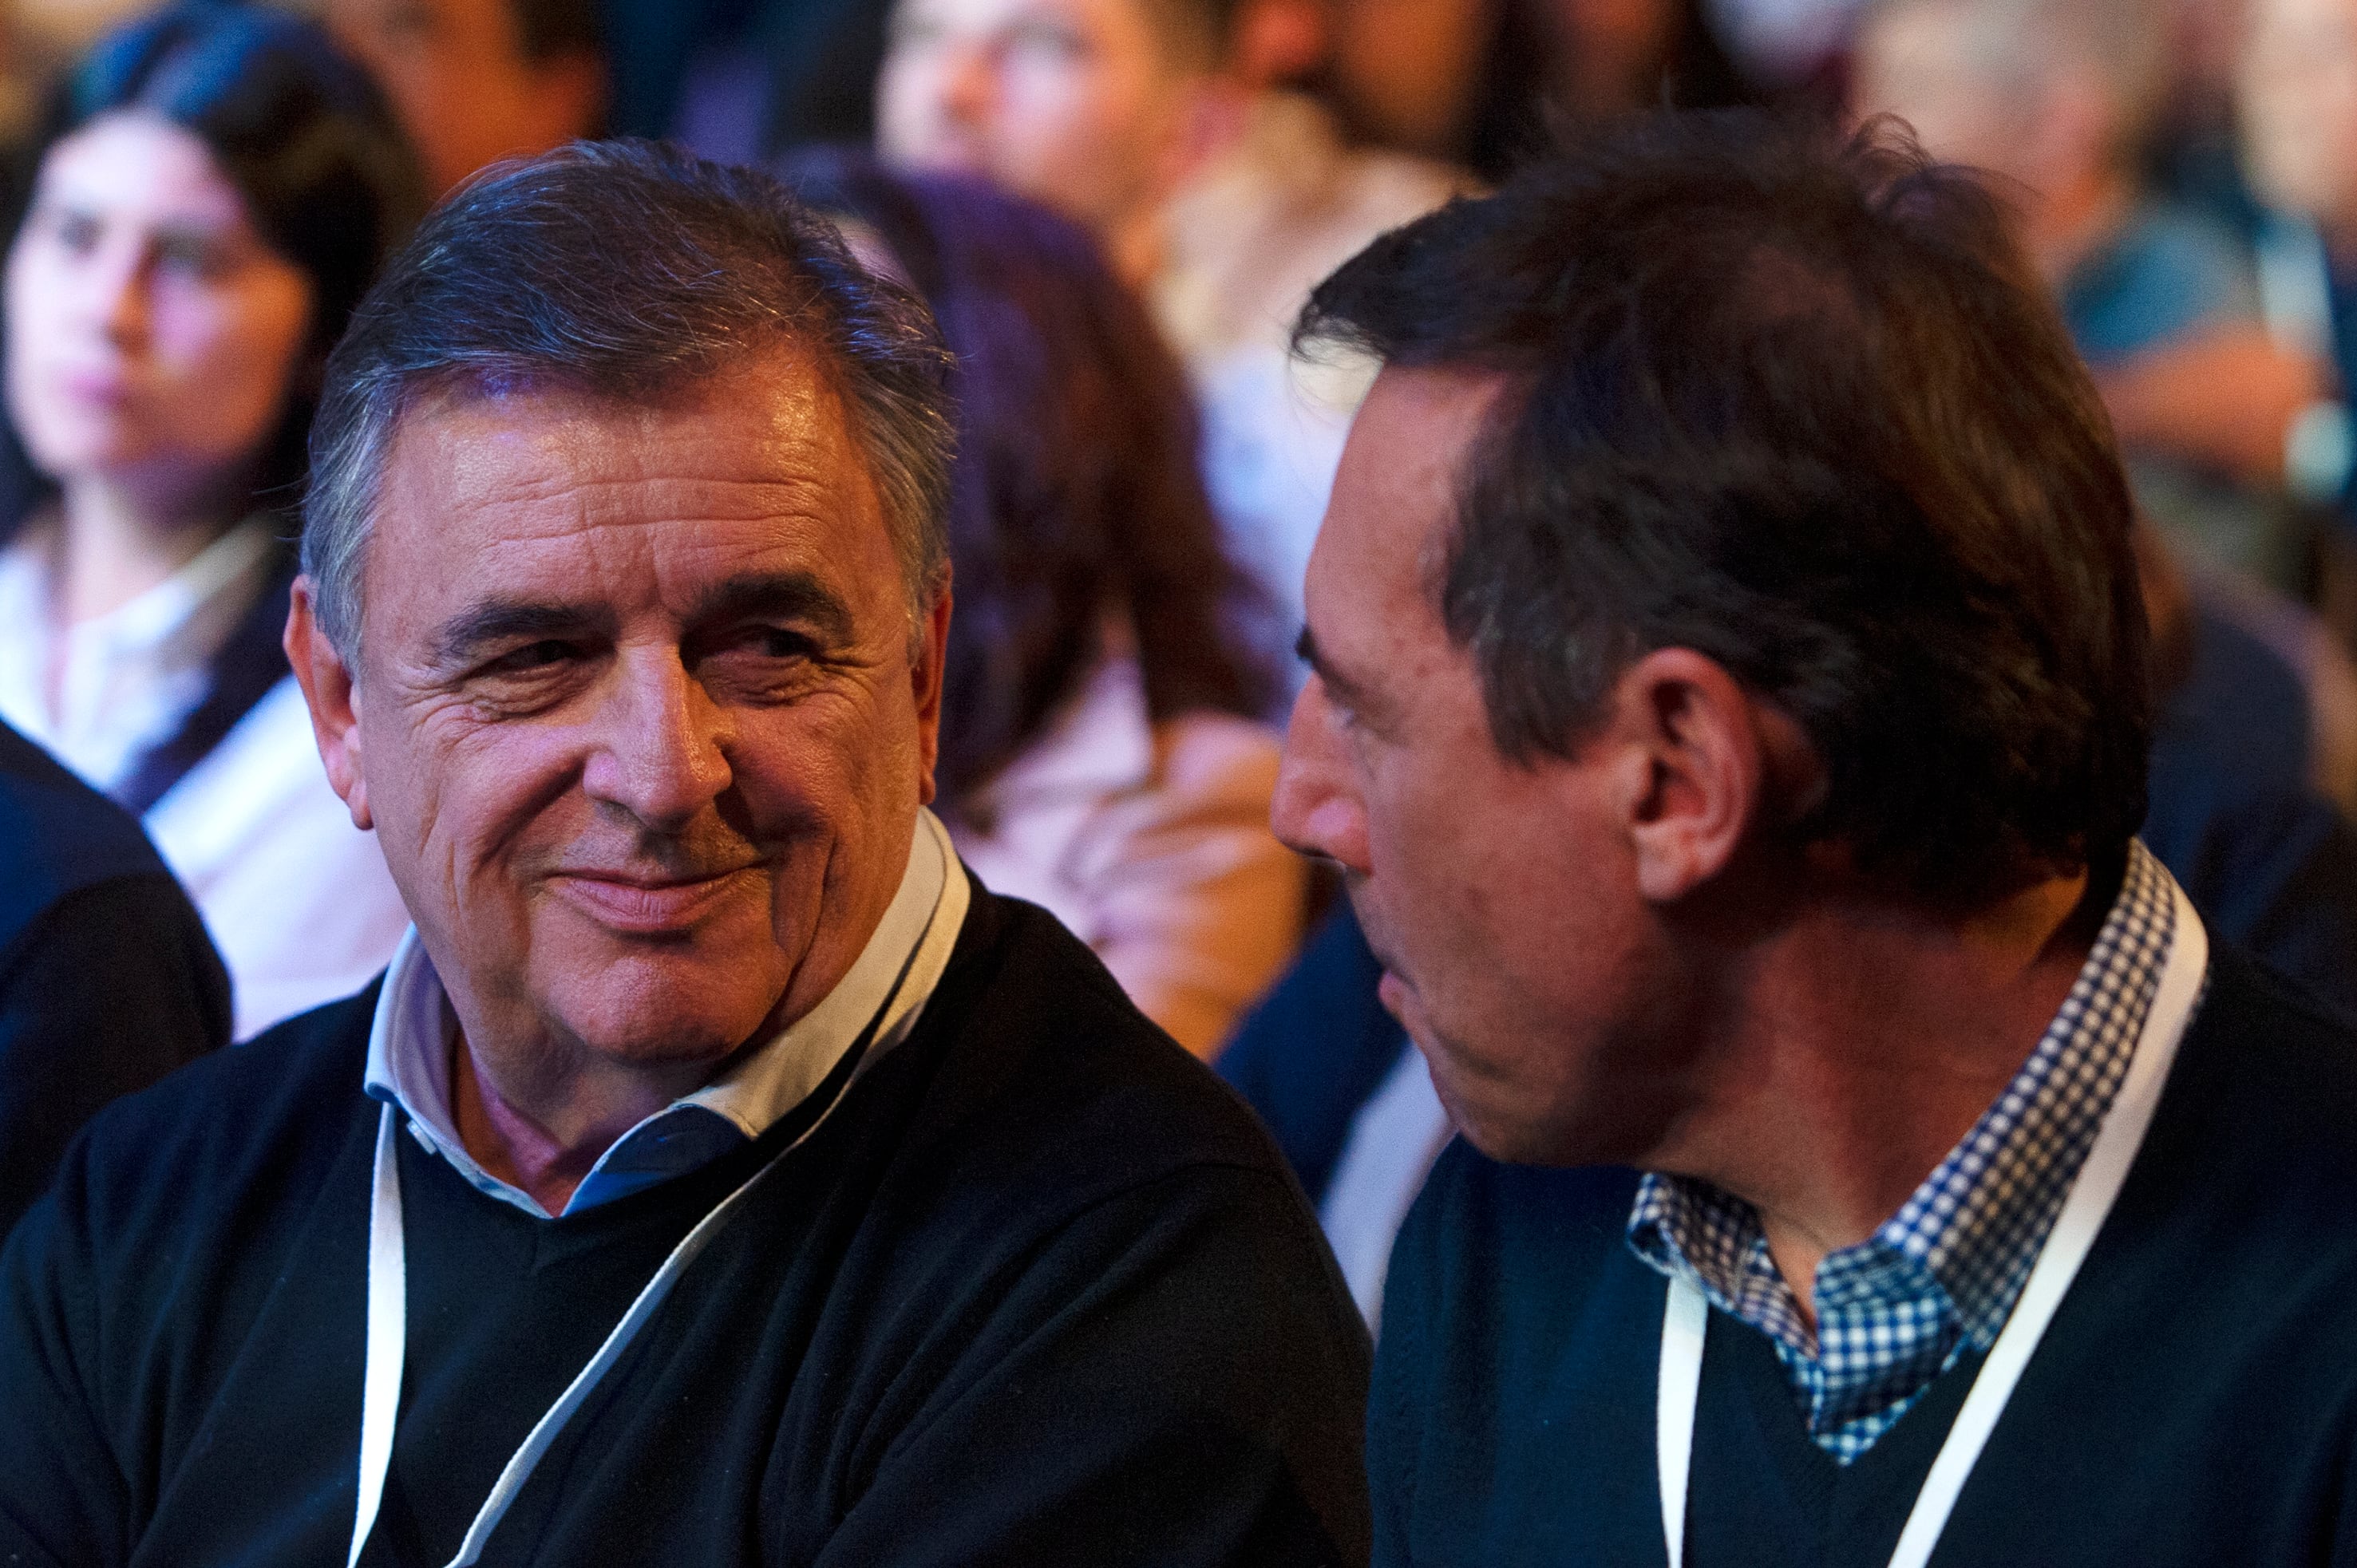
[[0, 719, 227, 1237], [0, 887, 1371, 1566], [1370, 945, 2357, 1566]]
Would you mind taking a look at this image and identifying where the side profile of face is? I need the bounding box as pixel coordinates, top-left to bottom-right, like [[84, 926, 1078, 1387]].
[[297, 352, 947, 1077], [876, 0, 1214, 243], [4, 112, 314, 496], [1271, 367, 1696, 1166], [326, 0, 603, 196], [2240, 0, 2357, 234]]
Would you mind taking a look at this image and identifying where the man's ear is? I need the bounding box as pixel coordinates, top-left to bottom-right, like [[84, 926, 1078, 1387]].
[[1603, 648, 1766, 903], [911, 571, 953, 808], [284, 576, 373, 831]]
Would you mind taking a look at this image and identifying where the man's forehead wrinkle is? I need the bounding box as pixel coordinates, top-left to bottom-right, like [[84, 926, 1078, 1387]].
[[445, 471, 860, 534]]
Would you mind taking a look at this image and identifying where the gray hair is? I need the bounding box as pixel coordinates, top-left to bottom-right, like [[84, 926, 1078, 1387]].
[[302, 138, 955, 661]]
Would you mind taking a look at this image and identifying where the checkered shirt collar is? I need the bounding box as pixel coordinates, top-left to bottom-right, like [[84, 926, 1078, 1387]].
[[1625, 841, 2181, 1459]]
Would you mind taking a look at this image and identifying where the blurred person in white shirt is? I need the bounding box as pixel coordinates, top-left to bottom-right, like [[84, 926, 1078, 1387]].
[[0, 3, 424, 1036], [875, 0, 1465, 697]]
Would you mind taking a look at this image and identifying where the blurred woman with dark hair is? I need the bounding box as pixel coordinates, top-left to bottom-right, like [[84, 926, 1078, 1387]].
[[0, 2, 425, 1036], [786, 152, 1307, 1057]]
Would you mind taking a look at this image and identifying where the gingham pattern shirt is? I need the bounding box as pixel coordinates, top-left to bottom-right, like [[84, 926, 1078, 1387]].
[[1626, 840, 2179, 1463]]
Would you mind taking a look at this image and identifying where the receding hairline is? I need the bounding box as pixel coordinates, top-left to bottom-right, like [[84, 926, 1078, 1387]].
[[365, 346, 913, 563], [323, 336, 941, 661], [376, 334, 875, 455]]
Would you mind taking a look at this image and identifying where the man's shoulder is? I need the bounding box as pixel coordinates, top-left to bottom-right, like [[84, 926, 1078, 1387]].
[[901, 884, 1307, 1203], [2156, 942, 2357, 1200], [66, 983, 378, 1197], [1370, 1147, 1661, 1562], [1391, 1142, 1647, 1318], [0, 721, 174, 944], [1380, 1142, 1651, 1399]]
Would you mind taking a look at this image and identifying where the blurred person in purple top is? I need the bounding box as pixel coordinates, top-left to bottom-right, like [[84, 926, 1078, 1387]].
[[785, 152, 1307, 1056]]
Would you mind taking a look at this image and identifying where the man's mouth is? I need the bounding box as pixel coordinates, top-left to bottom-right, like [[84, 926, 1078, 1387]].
[[546, 867, 761, 934]]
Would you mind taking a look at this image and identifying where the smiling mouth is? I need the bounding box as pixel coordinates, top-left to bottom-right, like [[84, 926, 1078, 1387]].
[[547, 867, 761, 934]]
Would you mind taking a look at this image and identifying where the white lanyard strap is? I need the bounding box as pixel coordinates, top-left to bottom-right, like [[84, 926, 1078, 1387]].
[[1657, 879, 2208, 1568], [349, 947, 918, 1568], [349, 1104, 408, 1568], [1656, 1274, 1708, 1568]]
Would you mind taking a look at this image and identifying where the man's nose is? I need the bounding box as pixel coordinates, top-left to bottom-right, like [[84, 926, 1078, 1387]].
[[1271, 676, 1370, 875], [579, 649, 734, 831]]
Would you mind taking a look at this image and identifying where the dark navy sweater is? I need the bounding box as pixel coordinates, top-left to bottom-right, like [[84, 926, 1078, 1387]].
[[0, 719, 227, 1236], [1371, 944, 2357, 1566], [0, 887, 1370, 1567]]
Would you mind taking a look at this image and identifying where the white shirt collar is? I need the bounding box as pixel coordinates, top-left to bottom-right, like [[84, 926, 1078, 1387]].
[[0, 516, 276, 789], [364, 808, 971, 1218]]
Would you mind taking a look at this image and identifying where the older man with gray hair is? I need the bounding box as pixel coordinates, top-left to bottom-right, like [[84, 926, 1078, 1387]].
[[0, 140, 1368, 1567]]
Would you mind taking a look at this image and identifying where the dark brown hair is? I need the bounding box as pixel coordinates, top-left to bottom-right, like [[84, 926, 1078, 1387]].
[[1299, 111, 2150, 905]]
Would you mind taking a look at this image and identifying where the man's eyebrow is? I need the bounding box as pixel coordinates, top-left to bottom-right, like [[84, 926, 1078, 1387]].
[[688, 571, 856, 646], [1296, 625, 1373, 713], [433, 599, 615, 666]]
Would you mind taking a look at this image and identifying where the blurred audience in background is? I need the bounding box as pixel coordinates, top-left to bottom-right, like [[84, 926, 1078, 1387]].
[[785, 152, 1307, 1057], [1854, 0, 2357, 922], [0, 0, 2351, 1345], [324, 0, 603, 196], [0, 2, 421, 1037], [1321, 0, 1761, 179], [1855, 0, 2321, 590], [2240, 0, 2357, 545], [874, 0, 1463, 690]]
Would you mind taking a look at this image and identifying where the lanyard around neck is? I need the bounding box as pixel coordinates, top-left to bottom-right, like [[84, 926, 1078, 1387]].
[[1656, 876, 2208, 1568], [346, 950, 918, 1568]]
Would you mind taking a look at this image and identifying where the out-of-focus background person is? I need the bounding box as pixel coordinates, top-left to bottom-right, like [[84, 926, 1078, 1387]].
[[788, 152, 1307, 1057], [874, 0, 1464, 691], [322, 0, 603, 196], [1322, 0, 1762, 179], [1853, 0, 2357, 1013], [0, 2, 421, 1037], [1854, 0, 2322, 590], [0, 713, 226, 1237], [2239, 0, 2357, 551]]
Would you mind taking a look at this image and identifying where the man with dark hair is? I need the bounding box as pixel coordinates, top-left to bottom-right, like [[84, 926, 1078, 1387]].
[[0, 140, 1369, 1566], [1275, 110, 2357, 1564], [326, 0, 606, 196]]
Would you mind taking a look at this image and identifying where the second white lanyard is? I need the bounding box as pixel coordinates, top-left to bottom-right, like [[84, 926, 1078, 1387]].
[[1657, 876, 2208, 1568]]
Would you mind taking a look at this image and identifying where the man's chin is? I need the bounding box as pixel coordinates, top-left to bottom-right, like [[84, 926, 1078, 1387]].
[[536, 954, 790, 1072], [1424, 1048, 1659, 1171]]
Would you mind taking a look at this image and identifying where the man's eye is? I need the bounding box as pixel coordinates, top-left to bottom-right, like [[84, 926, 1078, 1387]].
[[484, 639, 576, 674], [749, 627, 819, 660]]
